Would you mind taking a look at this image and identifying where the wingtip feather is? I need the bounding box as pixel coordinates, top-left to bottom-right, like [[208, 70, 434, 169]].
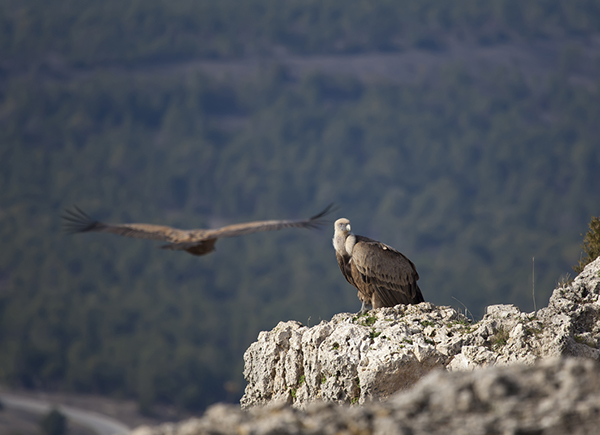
[[308, 203, 338, 225], [61, 206, 104, 233]]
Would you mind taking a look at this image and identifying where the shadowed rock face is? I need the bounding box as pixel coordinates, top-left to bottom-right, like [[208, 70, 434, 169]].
[[131, 257, 600, 434], [133, 357, 600, 435]]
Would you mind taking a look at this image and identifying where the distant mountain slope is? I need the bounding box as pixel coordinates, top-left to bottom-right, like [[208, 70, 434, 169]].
[[3, 0, 600, 67], [1, 0, 599, 414]]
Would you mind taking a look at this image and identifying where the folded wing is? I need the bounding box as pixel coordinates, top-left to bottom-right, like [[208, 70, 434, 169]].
[[350, 236, 424, 307]]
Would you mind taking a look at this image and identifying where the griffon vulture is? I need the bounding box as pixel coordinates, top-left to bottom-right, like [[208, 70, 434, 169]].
[[333, 218, 424, 313], [62, 204, 334, 256]]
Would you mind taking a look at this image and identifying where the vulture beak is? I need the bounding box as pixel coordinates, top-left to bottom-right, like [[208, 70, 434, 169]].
[[346, 224, 351, 232]]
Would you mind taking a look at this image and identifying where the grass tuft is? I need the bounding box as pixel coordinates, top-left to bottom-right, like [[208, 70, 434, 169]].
[[490, 326, 510, 350]]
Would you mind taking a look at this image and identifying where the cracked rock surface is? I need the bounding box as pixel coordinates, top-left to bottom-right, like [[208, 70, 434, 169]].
[[242, 303, 464, 408]]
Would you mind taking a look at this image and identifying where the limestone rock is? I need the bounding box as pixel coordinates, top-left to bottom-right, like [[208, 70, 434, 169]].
[[241, 303, 464, 408], [131, 357, 600, 435], [242, 256, 600, 408], [131, 257, 600, 434]]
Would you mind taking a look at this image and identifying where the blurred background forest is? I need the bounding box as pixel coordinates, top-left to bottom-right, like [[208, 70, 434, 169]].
[[1, 0, 600, 413]]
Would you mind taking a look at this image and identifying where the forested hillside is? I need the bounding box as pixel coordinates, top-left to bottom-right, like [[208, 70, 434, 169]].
[[3, 0, 600, 66], [1, 0, 599, 413]]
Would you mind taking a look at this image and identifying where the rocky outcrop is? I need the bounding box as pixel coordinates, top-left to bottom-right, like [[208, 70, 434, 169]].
[[241, 256, 600, 408], [132, 357, 600, 435], [131, 257, 600, 435], [241, 303, 465, 408]]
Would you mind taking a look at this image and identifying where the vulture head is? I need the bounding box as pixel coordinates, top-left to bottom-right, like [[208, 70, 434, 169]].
[[335, 218, 351, 233], [332, 217, 356, 256]]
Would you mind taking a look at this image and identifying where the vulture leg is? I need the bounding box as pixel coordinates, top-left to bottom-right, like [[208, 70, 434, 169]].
[[358, 300, 372, 315], [359, 300, 367, 314]]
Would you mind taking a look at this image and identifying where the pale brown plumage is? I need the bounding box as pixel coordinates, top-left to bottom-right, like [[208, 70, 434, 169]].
[[333, 218, 424, 313], [63, 204, 334, 256]]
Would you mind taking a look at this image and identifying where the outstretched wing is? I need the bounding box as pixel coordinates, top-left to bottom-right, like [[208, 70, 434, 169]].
[[63, 204, 335, 252], [62, 206, 191, 243], [184, 203, 336, 240], [351, 236, 423, 306]]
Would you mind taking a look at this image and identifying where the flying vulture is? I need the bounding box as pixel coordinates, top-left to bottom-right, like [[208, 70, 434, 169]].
[[333, 218, 424, 313], [62, 204, 334, 256]]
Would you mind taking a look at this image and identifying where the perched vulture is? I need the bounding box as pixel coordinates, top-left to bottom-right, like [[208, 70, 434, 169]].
[[333, 218, 424, 313], [62, 204, 334, 256]]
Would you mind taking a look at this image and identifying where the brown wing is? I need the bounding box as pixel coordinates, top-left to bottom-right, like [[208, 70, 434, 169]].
[[336, 251, 373, 307], [63, 204, 335, 254], [350, 235, 423, 306], [62, 206, 193, 243], [163, 203, 336, 250], [199, 203, 335, 239], [335, 251, 355, 287]]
